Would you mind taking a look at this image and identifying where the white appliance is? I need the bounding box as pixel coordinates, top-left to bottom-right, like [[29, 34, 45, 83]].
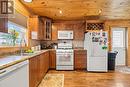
[[58, 42, 73, 49], [56, 42, 74, 70], [58, 30, 73, 39], [0, 60, 29, 87], [84, 31, 108, 72]]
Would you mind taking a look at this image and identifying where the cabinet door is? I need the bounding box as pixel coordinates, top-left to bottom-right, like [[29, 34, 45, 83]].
[[28, 16, 43, 40], [37, 55, 42, 83], [42, 18, 52, 40], [47, 51, 49, 70], [49, 50, 56, 69], [74, 24, 85, 40], [29, 56, 39, 87], [41, 53, 46, 77], [46, 20, 52, 40], [52, 23, 58, 40], [44, 51, 49, 72], [38, 19, 44, 40], [74, 50, 87, 70]]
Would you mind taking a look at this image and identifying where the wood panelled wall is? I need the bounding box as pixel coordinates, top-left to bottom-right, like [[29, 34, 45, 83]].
[[13, 0, 33, 17], [52, 20, 130, 66], [0, 47, 18, 56], [52, 21, 86, 40], [0, 18, 8, 33], [104, 20, 130, 66], [0, 0, 33, 55]]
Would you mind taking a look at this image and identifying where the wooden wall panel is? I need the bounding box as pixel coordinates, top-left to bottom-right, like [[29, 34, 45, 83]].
[[0, 0, 34, 55], [13, 0, 33, 17], [0, 18, 8, 33], [104, 20, 130, 66]]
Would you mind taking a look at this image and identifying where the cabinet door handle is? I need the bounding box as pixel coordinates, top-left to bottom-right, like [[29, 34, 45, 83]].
[[0, 70, 6, 74]]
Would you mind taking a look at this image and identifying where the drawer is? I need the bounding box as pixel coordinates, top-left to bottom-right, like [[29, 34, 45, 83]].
[[74, 50, 87, 55]]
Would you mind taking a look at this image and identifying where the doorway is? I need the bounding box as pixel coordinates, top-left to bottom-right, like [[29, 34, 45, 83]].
[[111, 27, 127, 66]]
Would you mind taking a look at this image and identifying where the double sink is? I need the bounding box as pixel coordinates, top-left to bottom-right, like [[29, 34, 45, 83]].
[[0, 52, 38, 69], [0, 50, 48, 70]]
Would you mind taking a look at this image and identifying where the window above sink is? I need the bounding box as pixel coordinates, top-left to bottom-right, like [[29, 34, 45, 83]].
[[0, 21, 28, 47]]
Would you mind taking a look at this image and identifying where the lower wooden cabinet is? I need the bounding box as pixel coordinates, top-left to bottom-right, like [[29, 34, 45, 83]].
[[49, 50, 56, 69], [29, 50, 87, 87], [29, 56, 39, 87], [29, 51, 49, 87], [74, 50, 87, 70], [44, 51, 49, 72]]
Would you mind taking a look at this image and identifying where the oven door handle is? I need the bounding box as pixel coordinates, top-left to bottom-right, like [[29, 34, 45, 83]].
[[57, 54, 73, 55]]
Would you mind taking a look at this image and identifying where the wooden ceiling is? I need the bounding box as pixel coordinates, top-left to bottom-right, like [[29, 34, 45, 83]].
[[20, 0, 130, 20]]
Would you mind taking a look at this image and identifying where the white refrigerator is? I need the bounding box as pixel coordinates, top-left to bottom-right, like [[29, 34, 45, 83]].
[[84, 31, 108, 72]]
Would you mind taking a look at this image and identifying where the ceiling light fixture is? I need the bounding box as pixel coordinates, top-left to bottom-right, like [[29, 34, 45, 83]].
[[99, 9, 102, 14], [24, 0, 32, 3], [59, 10, 62, 14]]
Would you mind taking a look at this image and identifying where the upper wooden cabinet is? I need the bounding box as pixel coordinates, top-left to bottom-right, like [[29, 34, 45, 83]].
[[41, 17, 52, 40], [28, 16, 52, 40], [74, 23, 85, 40], [0, 18, 8, 33], [28, 16, 43, 40]]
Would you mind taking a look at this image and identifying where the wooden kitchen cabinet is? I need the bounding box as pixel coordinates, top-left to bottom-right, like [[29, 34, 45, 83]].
[[74, 50, 87, 70], [0, 18, 8, 33], [38, 54, 45, 82], [28, 16, 52, 40], [49, 50, 56, 69], [51, 23, 58, 40], [74, 23, 85, 40], [29, 51, 49, 87], [44, 51, 49, 72], [29, 56, 39, 87], [28, 16, 44, 40], [41, 17, 52, 40]]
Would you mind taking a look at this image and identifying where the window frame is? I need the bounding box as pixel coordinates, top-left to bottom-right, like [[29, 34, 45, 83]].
[[0, 21, 28, 48], [8, 21, 28, 47]]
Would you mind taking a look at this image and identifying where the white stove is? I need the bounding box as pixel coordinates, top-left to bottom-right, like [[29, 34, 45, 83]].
[[56, 49, 73, 53], [56, 42, 74, 70]]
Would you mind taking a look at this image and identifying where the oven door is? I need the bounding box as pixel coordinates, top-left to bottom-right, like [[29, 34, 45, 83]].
[[56, 53, 73, 66]]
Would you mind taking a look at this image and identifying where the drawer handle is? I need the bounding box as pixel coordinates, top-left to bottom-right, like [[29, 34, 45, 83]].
[[0, 70, 6, 74]]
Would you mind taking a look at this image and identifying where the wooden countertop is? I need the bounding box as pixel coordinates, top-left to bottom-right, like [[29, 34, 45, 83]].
[[0, 50, 49, 70]]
